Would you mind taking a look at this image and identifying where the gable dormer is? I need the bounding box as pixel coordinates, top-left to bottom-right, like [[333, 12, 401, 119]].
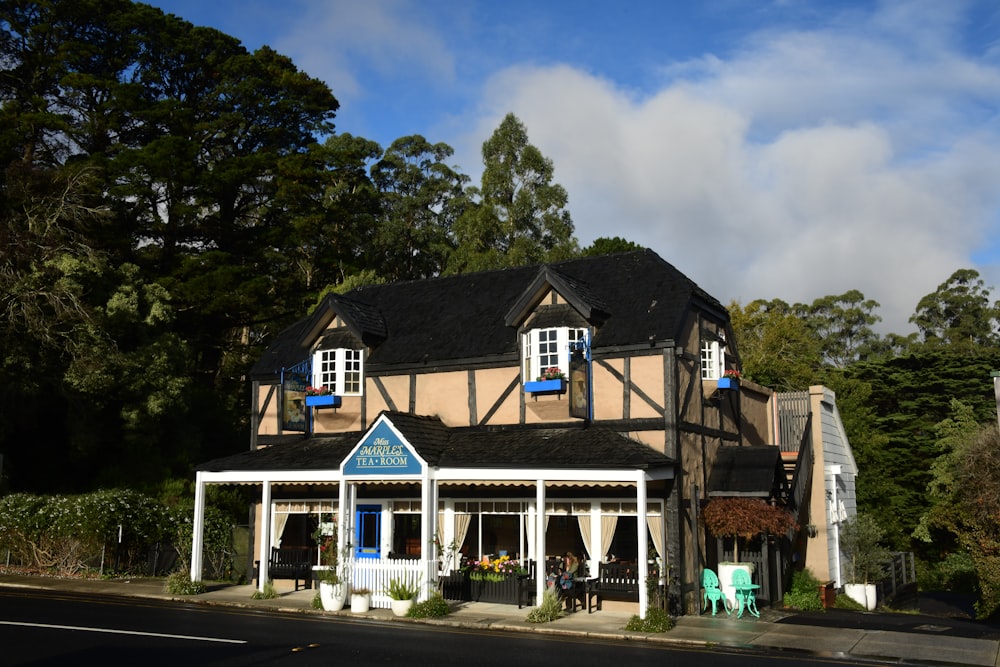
[[305, 296, 386, 397], [505, 267, 608, 384]]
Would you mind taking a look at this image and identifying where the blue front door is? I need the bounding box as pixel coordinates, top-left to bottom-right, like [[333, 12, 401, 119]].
[[355, 504, 381, 559]]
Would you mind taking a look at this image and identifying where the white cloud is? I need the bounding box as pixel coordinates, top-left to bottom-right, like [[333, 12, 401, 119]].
[[464, 9, 1000, 335], [275, 1, 455, 105]]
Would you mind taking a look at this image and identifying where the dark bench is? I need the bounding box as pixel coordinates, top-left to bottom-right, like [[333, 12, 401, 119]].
[[254, 547, 314, 591], [586, 562, 656, 613]]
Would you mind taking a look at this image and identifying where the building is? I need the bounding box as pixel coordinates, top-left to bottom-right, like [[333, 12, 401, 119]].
[[189, 249, 854, 614]]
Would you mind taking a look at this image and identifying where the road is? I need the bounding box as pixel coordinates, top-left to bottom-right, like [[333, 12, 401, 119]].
[[0, 588, 885, 666]]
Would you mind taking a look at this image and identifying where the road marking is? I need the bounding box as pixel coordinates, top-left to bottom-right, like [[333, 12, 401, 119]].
[[0, 620, 246, 644]]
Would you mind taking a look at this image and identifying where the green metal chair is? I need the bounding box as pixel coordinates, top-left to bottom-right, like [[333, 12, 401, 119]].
[[702, 568, 728, 615], [731, 568, 760, 618]]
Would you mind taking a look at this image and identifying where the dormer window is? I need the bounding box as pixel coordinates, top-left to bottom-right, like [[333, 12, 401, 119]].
[[313, 348, 363, 396], [522, 327, 585, 382]]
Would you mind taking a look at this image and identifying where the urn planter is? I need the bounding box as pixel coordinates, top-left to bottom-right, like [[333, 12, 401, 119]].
[[318, 580, 347, 611], [350, 592, 371, 613]]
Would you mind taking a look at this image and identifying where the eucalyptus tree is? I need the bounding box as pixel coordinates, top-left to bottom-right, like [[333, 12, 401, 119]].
[[370, 135, 468, 281], [727, 298, 821, 391], [910, 269, 1000, 352], [448, 113, 577, 273], [804, 290, 882, 366]]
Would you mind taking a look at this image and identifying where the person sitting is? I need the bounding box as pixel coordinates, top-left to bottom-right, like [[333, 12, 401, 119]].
[[546, 552, 579, 592]]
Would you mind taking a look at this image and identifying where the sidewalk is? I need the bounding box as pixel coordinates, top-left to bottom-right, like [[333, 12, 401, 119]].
[[2, 574, 999, 666]]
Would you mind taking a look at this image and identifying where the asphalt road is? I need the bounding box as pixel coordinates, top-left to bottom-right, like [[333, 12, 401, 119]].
[[0, 587, 891, 667]]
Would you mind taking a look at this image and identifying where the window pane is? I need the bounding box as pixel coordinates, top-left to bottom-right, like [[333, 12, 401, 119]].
[[343, 349, 362, 394]]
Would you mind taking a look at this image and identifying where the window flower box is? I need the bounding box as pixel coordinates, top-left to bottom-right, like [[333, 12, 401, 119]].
[[523, 378, 566, 395], [305, 394, 341, 408], [717, 377, 738, 390]]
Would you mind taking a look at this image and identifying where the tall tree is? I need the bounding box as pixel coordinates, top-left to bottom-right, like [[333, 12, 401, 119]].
[[728, 299, 821, 391], [370, 135, 467, 281], [910, 269, 1000, 353], [447, 113, 577, 273], [805, 290, 882, 366], [0, 0, 340, 490], [916, 401, 1000, 617], [582, 236, 644, 256]]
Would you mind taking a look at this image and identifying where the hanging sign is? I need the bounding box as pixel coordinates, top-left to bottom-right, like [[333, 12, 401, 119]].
[[569, 343, 592, 421], [282, 372, 307, 432]]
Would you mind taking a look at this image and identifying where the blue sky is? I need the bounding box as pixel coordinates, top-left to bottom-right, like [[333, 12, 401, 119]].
[[149, 0, 1000, 334]]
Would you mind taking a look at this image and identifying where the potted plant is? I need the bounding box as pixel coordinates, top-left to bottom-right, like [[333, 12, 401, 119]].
[[839, 514, 891, 611], [717, 369, 741, 390], [702, 497, 796, 607], [350, 586, 372, 613], [384, 575, 421, 616], [312, 515, 347, 611], [524, 367, 567, 394], [305, 385, 341, 408]]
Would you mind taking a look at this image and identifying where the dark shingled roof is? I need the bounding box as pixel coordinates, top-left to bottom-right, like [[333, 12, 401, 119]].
[[197, 433, 359, 472], [250, 249, 725, 380], [706, 446, 787, 499], [198, 411, 674, 473]]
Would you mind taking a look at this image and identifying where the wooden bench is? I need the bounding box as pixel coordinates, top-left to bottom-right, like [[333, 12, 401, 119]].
[[254, 547, 314, 591], [586, 562, 655, 613]]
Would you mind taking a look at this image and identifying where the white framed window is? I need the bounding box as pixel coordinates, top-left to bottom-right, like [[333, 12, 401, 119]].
[[312, 348, 363, 396], [700, 340, 722, 380], [522, 327, 585, 382]]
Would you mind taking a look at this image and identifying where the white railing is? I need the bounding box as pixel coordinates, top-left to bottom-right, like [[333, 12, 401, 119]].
[[349, 557, 425, 609]]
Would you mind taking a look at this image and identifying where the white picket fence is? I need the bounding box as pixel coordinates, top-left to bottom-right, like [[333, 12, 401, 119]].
[[348, 557, 425, 609]]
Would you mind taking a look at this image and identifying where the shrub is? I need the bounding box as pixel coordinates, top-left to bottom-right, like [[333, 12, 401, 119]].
[[525, 589, 564, 623], [165, 571, 206, 595], [250, 580, 278, 599], [624, 606, 672, 632], [384, 575, 421, 600], [835, 593, 865, 610], [408, 592, 451, 618], [782, 568, 823, 611]]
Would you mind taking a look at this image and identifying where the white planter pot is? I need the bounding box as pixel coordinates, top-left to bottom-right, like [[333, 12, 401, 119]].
[[844, 583, 878, 611], [389, 598, 414, 617], [718, 562, 754, 609], [319, 581, 347, 612], [350, 593, 371, 613]]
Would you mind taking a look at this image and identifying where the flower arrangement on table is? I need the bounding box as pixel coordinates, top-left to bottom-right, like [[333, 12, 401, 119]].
[[722, 370, 741, 380], [305, 385, 333, 396], [464, 554, 527, 582], [536, 367, 566, 381]]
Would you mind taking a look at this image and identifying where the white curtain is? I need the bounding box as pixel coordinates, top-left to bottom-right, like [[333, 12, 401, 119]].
[[454, 513, 471, 563], [646, 515, 665, 563], [272, 512, 289, 549], [577, 515, 592, 559], [601, 515, 618, 560]]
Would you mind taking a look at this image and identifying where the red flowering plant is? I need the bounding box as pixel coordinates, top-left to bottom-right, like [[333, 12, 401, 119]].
[[722, 369, 741, 380], [536, 367, 565, 381], [305, 385, 333, 396]]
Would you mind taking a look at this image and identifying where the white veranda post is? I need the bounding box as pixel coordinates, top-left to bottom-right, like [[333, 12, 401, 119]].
[[535, 480, 546, 605], [636, 472, 648, 617], [258, 481, 272, 593], [189, 472, 206, 582]]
